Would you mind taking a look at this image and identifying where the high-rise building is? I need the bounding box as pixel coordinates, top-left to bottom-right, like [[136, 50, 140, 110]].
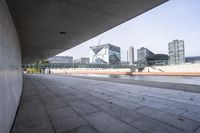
[[168, 40, 185, 64], [90, 44, 121, 64], [128, 47, 134, 65], [137, 47, 154, 66], [74, 57, 89, 64], [47, 56, 73, 63]]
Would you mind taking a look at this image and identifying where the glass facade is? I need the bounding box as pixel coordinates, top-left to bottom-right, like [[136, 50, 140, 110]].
[[168, 40, 185, 65], [137, 47, 169, 66], [47, 56, 73, 63], [137, 47, 154, 66], [74, 57, 90, 64], [146, 54, 169, 66], [185, 56, 200, 63], [90, 44, 121, 64]]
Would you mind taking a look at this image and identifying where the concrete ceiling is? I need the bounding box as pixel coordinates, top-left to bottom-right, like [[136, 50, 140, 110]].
[[7, 0, 168, 63]]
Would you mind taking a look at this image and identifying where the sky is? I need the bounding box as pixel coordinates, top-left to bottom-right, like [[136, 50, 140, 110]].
[[58, 0, 200, 61]]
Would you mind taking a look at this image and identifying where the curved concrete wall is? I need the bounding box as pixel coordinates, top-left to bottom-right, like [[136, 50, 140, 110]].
[[0, 0, 22, 133]]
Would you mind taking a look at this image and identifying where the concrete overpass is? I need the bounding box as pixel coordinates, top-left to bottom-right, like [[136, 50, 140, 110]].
[[7, 0, 167, 63], [0, 0, 168, 133]]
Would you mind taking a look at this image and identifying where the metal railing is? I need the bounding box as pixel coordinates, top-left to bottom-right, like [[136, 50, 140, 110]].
[[22, 63, 140, 69]]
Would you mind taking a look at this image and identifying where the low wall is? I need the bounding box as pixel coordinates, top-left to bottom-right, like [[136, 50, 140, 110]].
[[50, 68, 132, 75], [143, 64, 200, 73], [50, 65, 200, 76], [132, 72, 200, 76]]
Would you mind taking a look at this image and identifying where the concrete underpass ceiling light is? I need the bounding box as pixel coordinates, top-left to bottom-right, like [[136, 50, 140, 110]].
[[60, 31, 66, 34]]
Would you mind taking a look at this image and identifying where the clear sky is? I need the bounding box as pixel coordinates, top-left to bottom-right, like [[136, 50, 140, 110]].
[[58, 0, 200, 61]]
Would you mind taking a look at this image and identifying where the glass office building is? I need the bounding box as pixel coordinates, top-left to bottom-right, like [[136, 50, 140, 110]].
[[146, 54, 169, 66], [137, 47, 154, 66], [90, 44, 121, 64], [185, 56, 200, 64], [74, 57, 90, 64], [168, 40, 185, 65], [47, 56, 73, 63], [137, 47, 169, 66]]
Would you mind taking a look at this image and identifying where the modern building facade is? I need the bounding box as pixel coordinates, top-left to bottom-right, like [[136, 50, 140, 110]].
[[74, 57, 90, 64], [137, 47, 154, 66], [146, 54, 169, 66], [168, 40, 185, 65], [90, 44, 121, 64], [47, 56, 73, 63], [137, 47, 169, 66], [128, 47, 134, 65], [185, 56, 200, 64]]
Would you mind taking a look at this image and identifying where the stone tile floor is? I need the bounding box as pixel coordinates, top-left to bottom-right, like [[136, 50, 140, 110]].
[[11, 74, 200, 133]]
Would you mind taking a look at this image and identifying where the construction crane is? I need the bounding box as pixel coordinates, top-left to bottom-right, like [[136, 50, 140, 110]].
[[97, 35, 104, 46]]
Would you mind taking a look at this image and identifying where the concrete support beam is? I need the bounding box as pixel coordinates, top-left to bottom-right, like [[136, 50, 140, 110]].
[[7, 0, 168, 63]]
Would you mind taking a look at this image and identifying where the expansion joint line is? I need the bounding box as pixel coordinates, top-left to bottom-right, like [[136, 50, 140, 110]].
[[31, 78, 57, 133], [194, 124, 200, 133]]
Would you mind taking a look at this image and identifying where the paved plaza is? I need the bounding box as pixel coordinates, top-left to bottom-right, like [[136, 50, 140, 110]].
[[11, 74, 200, 133]]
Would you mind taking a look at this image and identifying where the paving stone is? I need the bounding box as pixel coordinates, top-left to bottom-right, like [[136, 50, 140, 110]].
[[113, 94, 170, 110], [194, 126, 200, 133], [99, 103, 143, 123], [60, 92, 81, 102], [87, 92, 113, 101], [35, 87, 49, 94], [12, 74, 200, 133], [15, 102, 48, 121], [20, 94, 41, 105], [163, 106, 187, 115], [48, 107, 87, 132], [41, 96, 66, 110], [136, 106, 199, 132], [39, 91, 55, 99], [22, 88, 38, 97], [83, 96, 110, 106], [140, 95, 177, 106], [84, 112, 142, 133], [94, 90, 116, 96], [66, 125, 98, 133], [173, 102, 200, 113], [169, 97, 200, 107], [69, 100, 99, 115], [12, 115, 55, 133], [108, 97, 143, 110], [73, 91, 91, 98], [181, 111, 200, 122], [131, 116, 185, 133]]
